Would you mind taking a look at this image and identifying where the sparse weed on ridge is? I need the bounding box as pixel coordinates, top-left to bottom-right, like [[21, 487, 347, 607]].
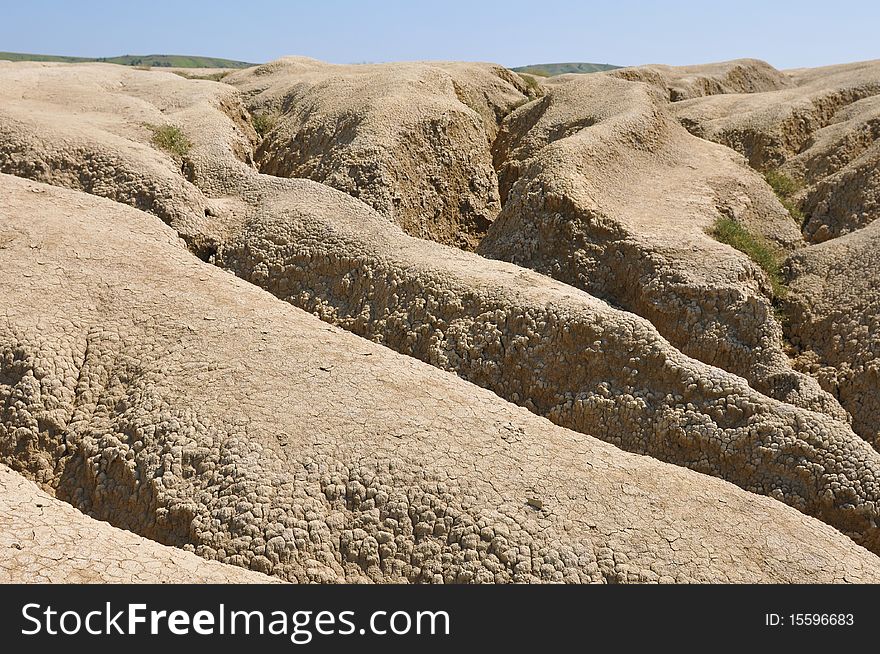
[[146, 123, 192, 158], [710, 217, 786, 297], [251, 111, 281, 137], [764, 168, 804, 224]]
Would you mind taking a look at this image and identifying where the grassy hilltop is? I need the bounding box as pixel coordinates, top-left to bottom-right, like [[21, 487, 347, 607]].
[[0, 51, 253, 68], [512, 62, 621, 76]]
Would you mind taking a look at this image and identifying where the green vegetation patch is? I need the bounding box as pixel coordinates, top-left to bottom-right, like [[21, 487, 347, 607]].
[[511, 62, 621, 77], [0, 51, 94, 63], [105, 54, 252, 68], [146, 124, 191, 159], [0, 51, 253, 68], [251, 111, 281, 137], [710, 217, 786, 297], [517, 73, 543, 98], [764, 169, 804, 224]]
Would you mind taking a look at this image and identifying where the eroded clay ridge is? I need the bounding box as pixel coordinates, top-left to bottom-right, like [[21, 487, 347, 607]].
[[671, 60, 880, 446], [0, 465, 276, 583], [3, 62, 880, 555], [0, 62, 224, 256], [4, 174, 880, 583], [479, 70, 841, 419], [611, 58, 792, 101], [785, 220, 880, 448], [226, 57, 534, 250], [673, 59, 880, 243]]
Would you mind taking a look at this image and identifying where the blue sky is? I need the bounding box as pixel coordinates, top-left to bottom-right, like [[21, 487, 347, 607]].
[[1, 0, 877, 69]]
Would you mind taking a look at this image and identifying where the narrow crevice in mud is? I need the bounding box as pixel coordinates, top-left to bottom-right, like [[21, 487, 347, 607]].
[[0, 336, 200, 552], [231, 63, 541, 254], [248, 114, 505, 251], [234, 65, 542, 258], [187, 237, 219, 263], [490, 95, 551, 205]]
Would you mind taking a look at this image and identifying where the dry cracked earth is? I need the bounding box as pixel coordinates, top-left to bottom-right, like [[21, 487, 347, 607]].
[[2, 55, 880, 583]]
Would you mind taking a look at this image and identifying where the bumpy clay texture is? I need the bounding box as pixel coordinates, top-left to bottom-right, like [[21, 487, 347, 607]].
[[4, 175, 880, 583], [0, 465, 277, 583], [1, 58, 880, 583]]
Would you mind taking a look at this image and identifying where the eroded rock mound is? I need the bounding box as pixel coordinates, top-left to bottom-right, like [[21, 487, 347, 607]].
[[479, 72, 840, 419], [226, 57, 531, 249], [3, 174, 880, 583], [784, 221, 880, 447], [673, 59, 880, 242], [612, 59, 791, 101]]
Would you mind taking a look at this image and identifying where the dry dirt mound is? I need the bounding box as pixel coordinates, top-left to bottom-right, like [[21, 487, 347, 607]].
[[612, 59, 791, 101], [479, 72, 839, 419], [0, 61, 233, 256], [215, 180, 880, 554], [0, 465, 276, 583], [225, 57, 531, 249], [784, 220, 880, 448], [672, 60, 880, 446], [3, 174, 880, 583], [673, 59, 880, 242], [4, 61, 880, 558]]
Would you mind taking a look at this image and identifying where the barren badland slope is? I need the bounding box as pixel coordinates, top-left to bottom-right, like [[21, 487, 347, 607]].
[[1, 56, 879, 583]]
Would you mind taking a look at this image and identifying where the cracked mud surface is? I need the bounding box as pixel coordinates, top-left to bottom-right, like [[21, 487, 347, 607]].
[[0, 465, 276, 583], [1, 57, 880, 583]]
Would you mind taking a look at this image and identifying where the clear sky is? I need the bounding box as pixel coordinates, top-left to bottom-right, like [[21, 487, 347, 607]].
[[1, 0, 877, 70]]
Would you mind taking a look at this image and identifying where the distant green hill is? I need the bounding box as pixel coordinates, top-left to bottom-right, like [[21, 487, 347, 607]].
[[512, 62, 622, 77], [0, 51, 254, 68]]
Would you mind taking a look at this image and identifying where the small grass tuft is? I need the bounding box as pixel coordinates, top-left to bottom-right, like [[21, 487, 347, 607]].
[[764, 169, 804, 224], [710, 217, 786, 297], [765, 169, 801, 197], [146, 124, 191, 159], [251, 111, 280, 137], [517, 73, 543, 98]]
